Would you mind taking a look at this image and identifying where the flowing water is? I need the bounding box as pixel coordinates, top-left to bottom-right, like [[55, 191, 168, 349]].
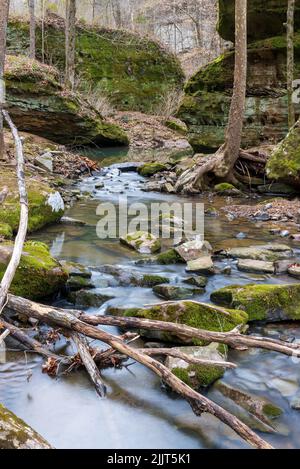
[[1, 149, 300, 449]]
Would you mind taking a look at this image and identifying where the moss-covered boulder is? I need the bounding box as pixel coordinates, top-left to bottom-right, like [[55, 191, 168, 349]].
[[218, 0, 300, 42], [0, 404, 52, 449], [138, 163, 169, 177], [0, 168, 64, 234], [0, 241, 68, 300], [153, 283, 205, 300], [166, 343, 228, 389], [7, 17, 184, 113], [178, 36, 300, 152], [108, 301, 248, 344], [120, 231, 161, 254], [267, 118, 300, 186], [4, 55, 128, 146], [211, 283, 300, 322]]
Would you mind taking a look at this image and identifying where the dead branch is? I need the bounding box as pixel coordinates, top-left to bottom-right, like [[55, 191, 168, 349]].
[[71, 332, 107, 397], [0, 111, 28, 315], [6, 294, 273, 449]]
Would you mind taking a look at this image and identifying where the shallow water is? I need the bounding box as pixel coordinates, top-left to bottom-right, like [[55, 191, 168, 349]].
[[1, 149, 300, 449]]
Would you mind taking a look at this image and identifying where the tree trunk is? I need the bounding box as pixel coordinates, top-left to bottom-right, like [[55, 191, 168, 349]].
[[28, 0, 35, 59], [65, 0, 76, 89], [287, 0, 295, 128], [175, 0, 248, 193], [0, 0, 9, 161]]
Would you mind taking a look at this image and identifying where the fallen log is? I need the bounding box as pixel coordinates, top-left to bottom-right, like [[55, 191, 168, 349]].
[[72, 332, 107, 397], [6, 294, 273, 449], [75, 311, 300, 358]]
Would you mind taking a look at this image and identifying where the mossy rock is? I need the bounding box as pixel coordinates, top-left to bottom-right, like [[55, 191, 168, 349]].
[[108, 300, 248, 344], [167, 343, 228, 388], [164, 118, 187, 135], [218, 0, 300, 42], [138, 163, 168, 177], [154, 248, 184, 265], [211, 283, 300, 322], [4, 55, 128, 146], [267, 118, 300, 186], [0, 404, 52, 449], [214, 183, 241, 196], [7, 18, 185, 113], [0, 241, 68, 300], [0, 168, 64, 233], [139, 274, 170, 287], [120, 231, 161, 254], [0, 223, 13, 239], [178, 36, 300, 152]]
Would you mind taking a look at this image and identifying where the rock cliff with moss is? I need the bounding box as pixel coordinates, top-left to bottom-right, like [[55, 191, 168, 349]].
[[7, 16, 185, 113], [4, 55, 128, 146], [178, 2, 300, 153]]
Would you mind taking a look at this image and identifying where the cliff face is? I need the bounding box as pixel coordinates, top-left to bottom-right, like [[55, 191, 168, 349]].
[[7, 17, 185, 113], [4, 55, 128, 146]]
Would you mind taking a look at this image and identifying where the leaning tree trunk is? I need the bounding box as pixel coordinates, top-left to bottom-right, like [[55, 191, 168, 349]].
[[287, 0, 295, 128], [175, 0, 248, 193], [28, 0, 36, 59], [65, 0, 76, 89], [0, 0, 9, 160]]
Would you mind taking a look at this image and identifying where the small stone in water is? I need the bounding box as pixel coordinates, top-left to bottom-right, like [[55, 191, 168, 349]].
[[221, 266, 232, 275]]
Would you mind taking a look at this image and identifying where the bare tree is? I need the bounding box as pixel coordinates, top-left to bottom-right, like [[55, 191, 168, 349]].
[[65, 0, 76, 88], [175, 0, 248, 193], [287, 0, 295, 128], [0, 0, 9, 161], [28, 0, 36, 59]]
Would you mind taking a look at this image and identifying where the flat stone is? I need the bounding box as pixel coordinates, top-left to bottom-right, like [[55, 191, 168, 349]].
[[60, 260, 92, 278], [288, 265, 300, 279], [186, 256, 215, 275], [120, 231, 161, 254], [175, 239, 212, 262], [237, 259, 275, 274], [34, 152, 53, 172], [224, 244, 293, 261], [153, 284, 204, 300], [183, 276, 208, 288], [60, 216, 86, 226]]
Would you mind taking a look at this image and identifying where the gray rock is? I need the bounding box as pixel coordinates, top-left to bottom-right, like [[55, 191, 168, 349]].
[[34, 152, 53, 172], [120, 231, 161, 254], [224, 244, 293, 261], [186, 256, 215, 275], [60, 260, 91, 278], [69, 289, 114, 308], [183, 276, 208, 288], [60, 216, 86, 226], [288, 265, 300, 279], [237, 259, 275, 274], [153, 283, 204, 300], [175, 239, 212, 262]]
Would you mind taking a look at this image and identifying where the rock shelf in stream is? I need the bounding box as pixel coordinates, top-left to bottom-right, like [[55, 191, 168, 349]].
[[108, 301, 248, 344], [211, 284, 300, 322]]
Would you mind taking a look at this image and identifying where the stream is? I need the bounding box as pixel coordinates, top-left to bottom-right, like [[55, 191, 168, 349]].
[[1, 148, 300, 449]]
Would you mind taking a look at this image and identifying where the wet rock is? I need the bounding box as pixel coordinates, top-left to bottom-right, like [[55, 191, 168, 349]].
[[237, 259, 275, 275], [166, 343, 227, 389], [153, 249, 183, 265], [183, 276, 208, 288], [153, 284, 204, 300], [34, 152, 53, 172], [221, 265, 232, 275], [66, 276, 95, 291], [0, 404, 52, 449], [60, 261, 92, 279], [290, 394, 300, 410], [0, 241, 68, 300], [108, 301, 248, 344], [267, 378, 299, 397], [275, 259, 293, 274], [138, 163, 169, 177], [142, 181, 163, 192], [288, 264, 300, 279], [214, 183, 241, 196], [214, 381, 282, 428], [97, 265, 169, 287], [95, 182, 105, 189], [186, 256, 215, 275], [120, 231, 161, 254], [69, 289, 114, 308], [60, 216, 86, 226], [110, 162, 143, 172], [175, 239, 212, 262], [222, 244, 293, 262], [211, 283, 300, 322], [257, 183, 296, 196]]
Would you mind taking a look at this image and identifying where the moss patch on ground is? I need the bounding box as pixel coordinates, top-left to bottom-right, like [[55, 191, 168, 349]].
[[0, 241, 68, 300], [211, 284, 300, 322], [138, 163, 169, 177]]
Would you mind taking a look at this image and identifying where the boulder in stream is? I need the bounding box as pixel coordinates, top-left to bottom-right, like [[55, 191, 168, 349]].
[[153, 284, 205, 300], [211, 283, 300, 322], [120, 231, 161, 254], [220, 244, 293, 262], [166, 343, 228, 388], [186, 256, 215, 275], [108, 301, 248, 344], [175, 239, 212, 262], [237, 259, 275, 275], [0, 404, 52, 449]]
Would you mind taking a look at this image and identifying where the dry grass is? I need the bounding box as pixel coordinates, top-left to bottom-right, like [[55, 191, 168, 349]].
[[153, 86, 185, 119], [74, 78, 115, 118]]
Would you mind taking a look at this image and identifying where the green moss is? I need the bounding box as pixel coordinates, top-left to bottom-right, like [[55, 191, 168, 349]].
[[0, 241, 68, 300], [155, 249, 183, 265], [7, 19, 185, 113], [0, 170, 64, 233], [141, 274, 169, 287], [0, 223, 13, 239], [211, 284, 300, 321], [109, 301, 248, 345], [214, 183, 236, 192], [263, 403, 283, 419], [138, 163, 168, 177], [165, 119, 187, 135]]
